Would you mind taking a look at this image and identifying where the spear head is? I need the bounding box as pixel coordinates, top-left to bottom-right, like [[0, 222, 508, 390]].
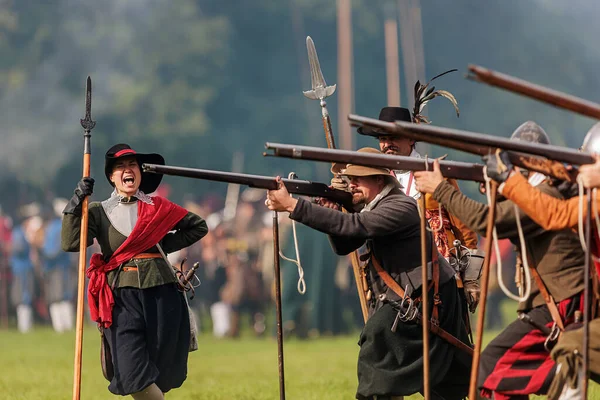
[[303, 36, 336, 101], [80, 76, 96, 133]]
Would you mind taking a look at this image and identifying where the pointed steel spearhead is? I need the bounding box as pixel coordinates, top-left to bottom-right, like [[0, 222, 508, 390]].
[[80, 76, 96, 133], [303, 36, 336, 101]]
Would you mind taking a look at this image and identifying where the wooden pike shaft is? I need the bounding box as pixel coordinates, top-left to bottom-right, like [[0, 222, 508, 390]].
[[273, 212, 286, 400], [73, 76, 94, 400], [73, 152, 90, 400], [583, 192, 592, 398], [420, 195, 430, 400], [468, 181, 498, 399]]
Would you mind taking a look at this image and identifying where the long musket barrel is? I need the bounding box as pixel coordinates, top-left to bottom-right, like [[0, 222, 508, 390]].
[[142, 163, 354, 210], [466, 65, 600, 120], [350, 114, 595, 182], [264, 142, 485, 182]]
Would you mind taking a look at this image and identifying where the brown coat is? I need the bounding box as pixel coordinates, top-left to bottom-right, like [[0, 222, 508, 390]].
[[433, 179, 585, 311], [502, 172, 593, 231]]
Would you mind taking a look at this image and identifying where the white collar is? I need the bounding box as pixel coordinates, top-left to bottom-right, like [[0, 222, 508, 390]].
[[360, 183, 396, 213]]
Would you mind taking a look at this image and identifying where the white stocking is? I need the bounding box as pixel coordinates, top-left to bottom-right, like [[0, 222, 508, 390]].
[[16, 304, 33, 333], [49, 302, 62, 332]]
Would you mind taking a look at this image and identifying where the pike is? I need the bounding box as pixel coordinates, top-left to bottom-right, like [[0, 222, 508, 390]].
[[303, 36, 369, 323], [73, 77, 96, 400], [466, 65, 600, 120], [264, 142, 485, 182], [349, 114, 595, 182]]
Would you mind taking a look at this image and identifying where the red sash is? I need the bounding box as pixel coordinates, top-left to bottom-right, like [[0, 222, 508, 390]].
[[86, 196, 188, 328]]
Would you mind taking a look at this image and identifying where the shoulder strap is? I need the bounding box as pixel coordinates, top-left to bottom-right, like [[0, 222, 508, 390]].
[[370, 253, 406, 298], [525, 253, 565, 331]]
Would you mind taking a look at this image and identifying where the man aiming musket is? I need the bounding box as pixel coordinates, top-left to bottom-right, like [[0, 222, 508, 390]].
[[265, 147, 472, 400]]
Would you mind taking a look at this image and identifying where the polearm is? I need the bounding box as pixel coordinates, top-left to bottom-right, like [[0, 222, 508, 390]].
[[272, 210, 285, 400], [264, 143, 485, 182], [583, 192, 592, 398], [466, 65, 600, 120], [349, 115, 595, 182], [73, 76, 96, 400], [304, 36, 369, 323], [142, 164, 353, 211], [468, 181, 498, 399]]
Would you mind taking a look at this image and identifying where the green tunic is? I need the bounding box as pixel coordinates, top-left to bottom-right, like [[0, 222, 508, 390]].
[[61, 200, 207, 288]]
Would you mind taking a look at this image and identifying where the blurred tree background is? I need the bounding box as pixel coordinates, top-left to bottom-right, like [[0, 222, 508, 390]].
[[1, 0, 599, 212]]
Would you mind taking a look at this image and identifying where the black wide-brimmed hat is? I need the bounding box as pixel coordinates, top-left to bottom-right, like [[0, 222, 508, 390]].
[[104, 143, 165, 194], [357, 107, 413, 137]]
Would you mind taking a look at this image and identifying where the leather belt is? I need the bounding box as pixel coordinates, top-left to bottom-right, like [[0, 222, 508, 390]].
[[131, 253, 162, 260]]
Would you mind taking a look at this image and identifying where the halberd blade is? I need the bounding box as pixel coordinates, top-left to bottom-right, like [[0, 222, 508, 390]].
[[303, 36, 336, 100], [80, 76, 96, 132]]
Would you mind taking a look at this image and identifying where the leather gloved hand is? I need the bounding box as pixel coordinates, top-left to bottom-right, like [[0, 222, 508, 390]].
[[463, 280, 480, 313], [63, 177, 95, 215], [330, 175, 350, 192], [483, 150, 513, 183]]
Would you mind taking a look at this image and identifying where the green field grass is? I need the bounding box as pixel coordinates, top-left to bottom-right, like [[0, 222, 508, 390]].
[[0, 324, 598, 400]]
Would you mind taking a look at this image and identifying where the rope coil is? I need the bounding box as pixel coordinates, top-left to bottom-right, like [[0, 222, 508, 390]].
[[277, 171, 306, 294], [484, 166, 532, 302]]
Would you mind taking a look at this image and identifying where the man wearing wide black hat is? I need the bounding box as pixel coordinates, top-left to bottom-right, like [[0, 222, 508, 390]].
[[357, 105, 482, 315], [61, 144, 208, 400]]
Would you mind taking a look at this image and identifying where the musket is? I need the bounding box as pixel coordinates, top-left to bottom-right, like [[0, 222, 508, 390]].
[[264, 142, 485, 182], [466, 65, 600, 120], [350, 114, 595, 182], [304, 36, 369, 323], [73, 77, 96, 400], [142, 163, 354, 211]]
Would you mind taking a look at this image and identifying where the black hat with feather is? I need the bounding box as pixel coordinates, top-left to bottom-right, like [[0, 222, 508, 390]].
[[357, 69, 460, 137]]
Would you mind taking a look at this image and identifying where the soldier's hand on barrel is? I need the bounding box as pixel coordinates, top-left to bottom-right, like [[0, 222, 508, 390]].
[[482, 150, 514, 183], [266, 176, 298, 213], [330, 175, 350, 192], [578, 154, 600, 188], [414, 159, 444, 194]]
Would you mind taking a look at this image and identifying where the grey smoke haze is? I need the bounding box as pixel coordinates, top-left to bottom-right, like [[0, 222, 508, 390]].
[[0, 0, 157, 186]]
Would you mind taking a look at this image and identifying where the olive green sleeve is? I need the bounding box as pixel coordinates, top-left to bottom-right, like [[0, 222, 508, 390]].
[[61, 202, 100, 252], [160, 211, 208, 254], [432, 180, 544, 239]]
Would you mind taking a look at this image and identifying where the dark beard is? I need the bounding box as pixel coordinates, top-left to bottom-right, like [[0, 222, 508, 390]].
[[352, 192, 366, 205]]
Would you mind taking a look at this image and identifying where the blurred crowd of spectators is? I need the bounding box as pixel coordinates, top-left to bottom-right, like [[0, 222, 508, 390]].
[[0, 185, 517, 337]]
